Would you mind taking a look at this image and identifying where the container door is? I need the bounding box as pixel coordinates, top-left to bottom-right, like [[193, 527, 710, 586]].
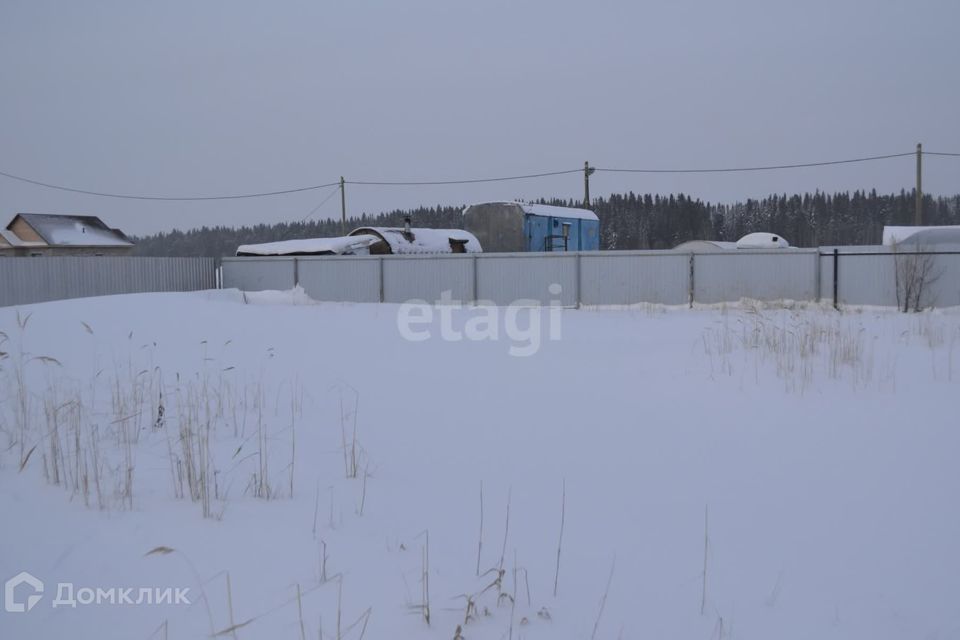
[[581, 220, 600, 250], [547, 218, 567, 251], [525, 215, 549, 252]]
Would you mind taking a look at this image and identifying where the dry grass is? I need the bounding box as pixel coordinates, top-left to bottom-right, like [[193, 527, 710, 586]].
[[1, 325, 304, 520], [701, 310, 875, 392]]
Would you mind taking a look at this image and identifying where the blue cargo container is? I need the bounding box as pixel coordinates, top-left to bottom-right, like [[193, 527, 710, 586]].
[[462, 202, 600, 253]]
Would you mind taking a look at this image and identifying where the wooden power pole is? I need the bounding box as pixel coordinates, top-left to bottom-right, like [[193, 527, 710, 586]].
[[583, 161, 595, 209], [340, 176, 347, 236], [915, 143, 922, 226]]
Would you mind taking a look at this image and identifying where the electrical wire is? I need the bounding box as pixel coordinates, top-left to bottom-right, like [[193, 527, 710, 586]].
[[345, 168, 583, 186], [595, 152, 916, 174], [300, 184, 342, 222], [0, 168, 340, 201], [1, 149, 955, 201]]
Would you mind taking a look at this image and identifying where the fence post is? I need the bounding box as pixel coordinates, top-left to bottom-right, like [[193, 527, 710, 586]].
[[575, 252, 582, 309], [688, 253, 695, 308], [832, 248, 839, 310], [379, 257, 385, 303], [293, 257, 299, 289], [814, 251, 821, 302], [472, 254, 479, 305]]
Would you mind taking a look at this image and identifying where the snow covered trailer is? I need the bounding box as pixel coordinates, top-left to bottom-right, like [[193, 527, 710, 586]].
[[236, 235, 379, 256], [462, 202, 600, 253], [347, 225, 481, 255]]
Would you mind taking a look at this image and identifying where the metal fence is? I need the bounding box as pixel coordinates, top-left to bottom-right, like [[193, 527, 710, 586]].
[[5, 251, 956, 310], [0, 256, 217, 307], [820, 248, 960, 308], [222, 248, 960, 309]]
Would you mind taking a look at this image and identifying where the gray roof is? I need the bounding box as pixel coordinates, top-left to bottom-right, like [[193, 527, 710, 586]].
[[0, 228, 44, 247], [11, 214, 133, 247]]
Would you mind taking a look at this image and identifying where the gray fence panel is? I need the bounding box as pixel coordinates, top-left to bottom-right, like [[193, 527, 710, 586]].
[[929, 254, 960, 307], [298, 257, 381, 303], [834, 253, 899, 306], [0, 257, 216, 307], [221, 258, 295, 292], [694, 251, 819, 303], [383, 255, 474, 303], [833, 252, 960, 308], [819, 254, 834, 303], [217, 250, 959, 310], [476, 254, 578, 306], [580, 252, 689, 305]]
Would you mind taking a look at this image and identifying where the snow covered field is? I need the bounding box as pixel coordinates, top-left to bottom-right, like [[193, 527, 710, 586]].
[[1, 291, 958, 640]]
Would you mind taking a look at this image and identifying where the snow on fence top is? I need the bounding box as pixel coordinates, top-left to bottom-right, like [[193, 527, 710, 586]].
[[236, 234, 379, 256], [348, 227, 482, 254], [883, 225, 960, 246]]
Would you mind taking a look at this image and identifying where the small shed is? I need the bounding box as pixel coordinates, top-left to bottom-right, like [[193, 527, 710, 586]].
[[237, 235, 379, 256], [347, 226, 482, 254], [462, 202, 600, 253]]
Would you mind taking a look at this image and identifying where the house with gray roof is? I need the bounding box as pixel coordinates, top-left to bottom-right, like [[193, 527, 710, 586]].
[[1, 214, 134, 256]]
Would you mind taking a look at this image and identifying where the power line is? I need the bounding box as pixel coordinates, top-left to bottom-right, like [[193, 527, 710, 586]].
[[0, 168, 340, 201], [300, 184, 341, 222], [345, 169, 583, 186], [596, 152, 916, 174], [1, 149, 956, 201]]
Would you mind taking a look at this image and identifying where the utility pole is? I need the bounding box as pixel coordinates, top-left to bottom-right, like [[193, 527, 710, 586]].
[[583, 161, 595, 209], [340, 176, 347, 236], [915, 143, 922, 226]]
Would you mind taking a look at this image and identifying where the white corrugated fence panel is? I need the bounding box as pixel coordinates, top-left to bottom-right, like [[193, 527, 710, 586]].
[[580, 252, 689, 305], [1, 257, 215, 307], [476, 254, 578, 306], [221, 258, 294, 292], [297, 257, 380, 303], [694, 251, 819, 303], [383, 255, 474, 303]]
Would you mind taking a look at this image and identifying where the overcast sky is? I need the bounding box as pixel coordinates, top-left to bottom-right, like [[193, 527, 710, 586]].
[[1, 0, 958, 236]]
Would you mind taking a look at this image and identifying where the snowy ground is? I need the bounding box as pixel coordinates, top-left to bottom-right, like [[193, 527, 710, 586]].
[[1, 291, 959, 640]]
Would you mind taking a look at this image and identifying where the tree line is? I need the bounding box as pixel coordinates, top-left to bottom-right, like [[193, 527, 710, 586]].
[[132, 189, 960, 256]]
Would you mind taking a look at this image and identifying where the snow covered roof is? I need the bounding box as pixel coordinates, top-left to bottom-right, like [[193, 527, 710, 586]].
[[237, 235, 379, 256], [349, 227, 482, 254], [10, 214, 133, 247], [465, 201, 598, 222], [673, 240, 739, 251], [882, 225, 960, 246], [0, 227, 47, 247], [673, 234, 790, 251], [736, 232, 790, 249], [516, 202, 598, 221]]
